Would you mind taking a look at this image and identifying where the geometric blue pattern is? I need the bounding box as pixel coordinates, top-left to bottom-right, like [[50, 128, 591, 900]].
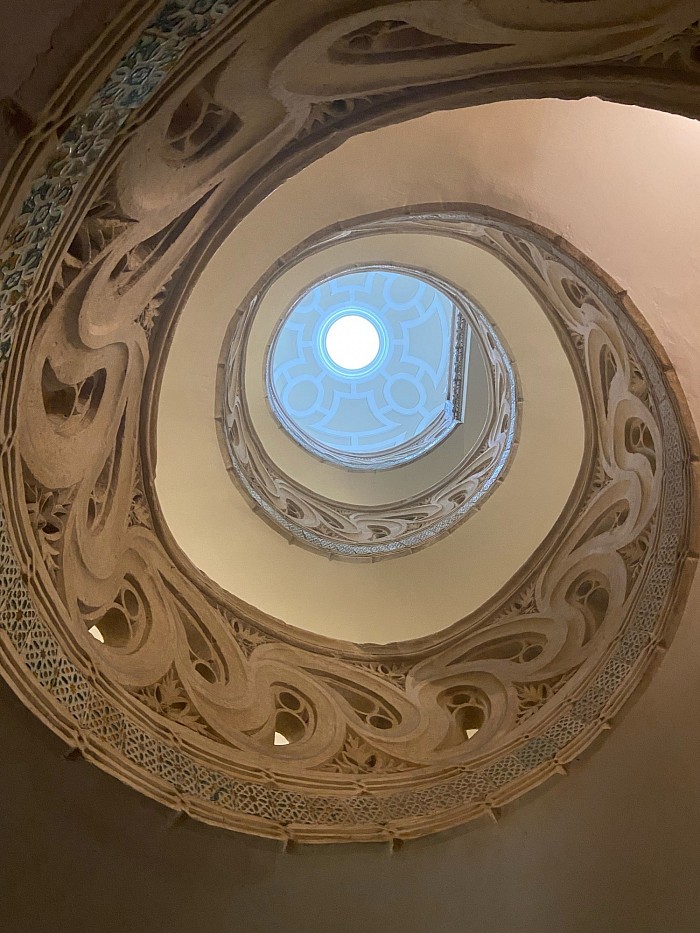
[[267, 267, 467, 469]]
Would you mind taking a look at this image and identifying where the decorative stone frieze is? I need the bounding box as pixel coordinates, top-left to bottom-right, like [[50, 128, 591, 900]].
[[0, 0, 697, 842]]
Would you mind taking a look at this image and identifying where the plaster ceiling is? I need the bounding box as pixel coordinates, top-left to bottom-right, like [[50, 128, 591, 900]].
[[241, 237, 497, 505], [266, 266, 464, 466], [157, 225, 584, 643], [3, 61, 700, 925], [3, 0, 700, 907]]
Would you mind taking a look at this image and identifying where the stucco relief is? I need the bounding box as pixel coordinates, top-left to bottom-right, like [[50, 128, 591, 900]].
[[218, 257, 517, 559], [0, 0, 697, 842], [8, 194, 696, 839]]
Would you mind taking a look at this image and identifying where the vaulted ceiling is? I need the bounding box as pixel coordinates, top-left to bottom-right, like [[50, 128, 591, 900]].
[[1, 2, 700, 930]]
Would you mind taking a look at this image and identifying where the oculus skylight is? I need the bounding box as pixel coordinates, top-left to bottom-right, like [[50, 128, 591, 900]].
[[267, 267, 470, 469], [324, 313, 381, 371]]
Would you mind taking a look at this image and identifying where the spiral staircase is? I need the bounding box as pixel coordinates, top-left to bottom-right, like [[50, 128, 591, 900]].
[[1, 2, 700, 930]]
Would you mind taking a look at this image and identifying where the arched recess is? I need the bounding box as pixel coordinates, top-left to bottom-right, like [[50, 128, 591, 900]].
[[0, 1, 697, 843]]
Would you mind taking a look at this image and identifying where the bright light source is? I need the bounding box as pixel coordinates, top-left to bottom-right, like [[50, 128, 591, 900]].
[[325, 314, 380, 371], [274, 731, 290, 746], [88, 624, 104, 643]]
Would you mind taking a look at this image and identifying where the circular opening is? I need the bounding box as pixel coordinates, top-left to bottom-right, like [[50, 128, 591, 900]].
[[274, 711, 306, 745], [324, 313, 380, 371], [88, 607, 131, 647], [264, 266, 487, 471]]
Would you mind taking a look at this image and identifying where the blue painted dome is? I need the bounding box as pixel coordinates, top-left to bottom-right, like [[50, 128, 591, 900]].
[[267, 267, 470, 469]]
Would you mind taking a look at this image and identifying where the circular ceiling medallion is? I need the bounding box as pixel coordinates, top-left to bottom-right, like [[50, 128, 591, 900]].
[[266, 266, 467, 470], [221, 261, 517, 559]]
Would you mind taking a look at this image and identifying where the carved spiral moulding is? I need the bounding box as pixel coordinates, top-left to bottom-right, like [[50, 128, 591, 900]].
[[0, 0, 697, 844], [219, 256, 517, 559]]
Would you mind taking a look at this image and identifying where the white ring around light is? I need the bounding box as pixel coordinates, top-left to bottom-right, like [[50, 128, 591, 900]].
[[324, 313, 381, 371]]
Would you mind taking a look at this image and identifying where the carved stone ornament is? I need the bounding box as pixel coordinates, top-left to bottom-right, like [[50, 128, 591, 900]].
[[0, 0, 698, 843], [218, 256, 517, 560]]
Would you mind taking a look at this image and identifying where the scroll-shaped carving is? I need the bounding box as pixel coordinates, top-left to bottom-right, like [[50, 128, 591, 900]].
[[83, 575, 149, 649], [306, 670, 403, 733], [5, 196, 694, 841], [437, 686, 489, 750], [330, 20, 510, 64], [272, 686, 314, 746], [42, 362, 106, 431], [0, 0, 696, 844], [165, 62, 242, 163]]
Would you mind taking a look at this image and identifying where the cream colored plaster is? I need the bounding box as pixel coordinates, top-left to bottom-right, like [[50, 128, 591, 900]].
[[243, 239, 492, 506], [298, 97, 700, 429], [5, 40, 700, 925], [158, 219, 583, 645], [158, 97, 700, 645], [1, 0, 700, 906]]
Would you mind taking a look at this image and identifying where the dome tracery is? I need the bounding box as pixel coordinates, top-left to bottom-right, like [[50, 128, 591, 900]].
[[267, 266, 468, 470]]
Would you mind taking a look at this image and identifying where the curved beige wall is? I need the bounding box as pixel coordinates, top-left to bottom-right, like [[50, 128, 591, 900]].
[[158, 97, 700, 652], [155, 97, 700, 932], [4, 95, 700, 933], [323, 97, 700, 419], [157, 204, 583, 644]]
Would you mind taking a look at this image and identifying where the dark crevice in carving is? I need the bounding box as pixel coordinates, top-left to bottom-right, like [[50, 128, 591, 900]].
[[165, 57, 242, 163], [450, 635, 546, 667], [330, 20, 510, 64], [161, 574, 230, 686], [166, 90, 241, 162], [87, 407, 126, 531], [272, 685, 313, 745], [306, 669, 402, 729], [437, 687, 488, 750], [42, 360, 106, 430], [567, 574, 610, 643], [599, 343, 618, 417], [109, 196, 211, 295], [625, 416, 656, 473], [82, 576, 147, 650]]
